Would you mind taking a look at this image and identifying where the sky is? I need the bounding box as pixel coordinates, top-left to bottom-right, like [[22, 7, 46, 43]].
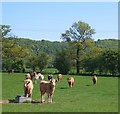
[[1, 1, 118, 41]]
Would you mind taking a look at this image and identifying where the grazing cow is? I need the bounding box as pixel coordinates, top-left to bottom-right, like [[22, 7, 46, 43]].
[[67, 77, 74, 88], [57, 74, 62, 82], [37, 73, 44, 81], [24, 79, 34, 97], [34, 73, 44, 84], [48, 74, 53, 80], [30, 71, 44, 84], [40, 78, 56, 103], [92, 74, 97, 85]]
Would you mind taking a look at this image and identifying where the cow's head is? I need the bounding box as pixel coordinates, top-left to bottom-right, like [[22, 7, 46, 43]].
[[50, 78, 56, 86], [25, 73, 31, 79], [67, 77, 71, 82]]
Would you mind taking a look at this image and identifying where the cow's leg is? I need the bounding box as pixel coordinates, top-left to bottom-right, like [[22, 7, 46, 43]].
[[47, 93, 50, 103], [29, 90, 32, 98], [49, 94, 53, 103], [70, 82, 72, 88], [68, 82, 71, 88], [24, 88, 28, 97], [41, 93, 45, 103], [72, 83, 74, 86]]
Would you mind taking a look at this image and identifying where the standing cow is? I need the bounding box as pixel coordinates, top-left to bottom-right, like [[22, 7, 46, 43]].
[[40, 78, 56, 103], [67, 77, 74, 88], [24, 79, 34, 97], [92, 74, 97, 85], [57, 74, 62, 82]]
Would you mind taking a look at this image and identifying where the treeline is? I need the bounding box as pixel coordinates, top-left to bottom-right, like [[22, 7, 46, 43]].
[[2, 37, 119, 75], [14, 38, 69, 55], [1, 24, 119, 76], [12, 38, 119, 55]]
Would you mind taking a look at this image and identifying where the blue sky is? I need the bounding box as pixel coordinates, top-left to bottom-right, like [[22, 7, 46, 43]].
[[2, 2, 118, 41]]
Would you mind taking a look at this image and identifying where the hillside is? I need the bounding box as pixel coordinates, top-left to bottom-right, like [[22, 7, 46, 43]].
[[4, 38, 118, 56], [15, 38, 69, 55], [95, 39, 118, 50]]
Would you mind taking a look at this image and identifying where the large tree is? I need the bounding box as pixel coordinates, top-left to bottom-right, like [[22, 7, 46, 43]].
[[61, 21, 95, 74], [1, 25, 30, 71]]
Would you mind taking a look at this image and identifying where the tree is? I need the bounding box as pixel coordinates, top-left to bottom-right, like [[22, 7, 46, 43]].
[[54, 49, 73, 74], [26, 56, 38, 71], [81, 47, 104, 74], [102, 50, 118, 75], [37, 53, 49, 72], [2, 38, 29, 71], [0, 25, 11, 38], [61, 21, 95, 74]]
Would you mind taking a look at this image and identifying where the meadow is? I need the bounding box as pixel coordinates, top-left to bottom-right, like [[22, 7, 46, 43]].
[[1, 73, 118, 112]]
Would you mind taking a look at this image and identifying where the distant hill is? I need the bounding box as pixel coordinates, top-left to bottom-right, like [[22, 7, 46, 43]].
[[5, 38, 118, 56], [15, 38, 69, 55], [95, 39, 118, 50]]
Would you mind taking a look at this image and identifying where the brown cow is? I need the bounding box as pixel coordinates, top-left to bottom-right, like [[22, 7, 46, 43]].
[[24, 79, 34, 97], [92, 74, 97, 85], [57, 74, 62, 82], [40, 78, 56, 103], [67, 77, 74, 88]]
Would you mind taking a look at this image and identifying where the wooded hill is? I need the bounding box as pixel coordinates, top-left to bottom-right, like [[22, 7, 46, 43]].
[[15, 38, 69, 55], [11, 38, 118, 55]]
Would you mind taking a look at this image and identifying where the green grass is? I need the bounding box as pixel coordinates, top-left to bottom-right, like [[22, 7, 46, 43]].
[[1, 73, 118, 112]]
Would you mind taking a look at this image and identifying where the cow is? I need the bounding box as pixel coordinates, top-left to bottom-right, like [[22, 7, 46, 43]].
[[40, 78, 56, 103], [92, 74, 97, 85], [30, 71, 44, 84], [24, 79, 34, 98], [30, 71, 36, 80], [34, 73, 44, 84], [37, 73, 44, 81], [8, 69, 14, 74], [57, 74, 62, 82], [48, 74, 53, 80], [67, 77, 74, 88], [25, 73, 31, 79]]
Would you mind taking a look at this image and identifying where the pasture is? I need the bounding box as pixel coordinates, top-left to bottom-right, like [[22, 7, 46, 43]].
[[1, 73, 118, 112]]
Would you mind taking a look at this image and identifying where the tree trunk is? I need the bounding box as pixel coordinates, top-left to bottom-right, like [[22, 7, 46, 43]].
[[76, 59, 80, 74], [76, 46, 80, 74]]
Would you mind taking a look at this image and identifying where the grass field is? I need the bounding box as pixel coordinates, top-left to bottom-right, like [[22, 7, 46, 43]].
[[1, 73, 118, 112]]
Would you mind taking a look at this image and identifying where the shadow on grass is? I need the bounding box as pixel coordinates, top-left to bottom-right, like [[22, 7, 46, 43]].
[[31, 100, 40, 104], [8, 99, 41, 104], [86, 84, 91, 86], [59, 87, 68, 89], [8, 99, 16, 103]]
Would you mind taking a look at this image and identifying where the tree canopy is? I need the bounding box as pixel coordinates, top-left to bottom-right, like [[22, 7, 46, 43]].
[[61, 21, 96, 74]]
